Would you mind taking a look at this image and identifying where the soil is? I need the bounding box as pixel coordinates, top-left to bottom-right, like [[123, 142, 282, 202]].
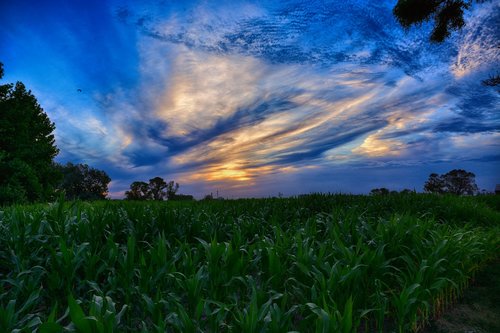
[[422, 259, 500, 333]]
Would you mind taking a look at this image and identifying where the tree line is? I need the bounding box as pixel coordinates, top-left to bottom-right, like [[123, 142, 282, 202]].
[[124, 177, 194, 201], [0, 62, 111, 205], [1, 62, 199, 205], [371, 169, 481, 196]]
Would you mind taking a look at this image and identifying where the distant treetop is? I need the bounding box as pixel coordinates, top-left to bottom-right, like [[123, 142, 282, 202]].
[[125, 177, 179, 201]]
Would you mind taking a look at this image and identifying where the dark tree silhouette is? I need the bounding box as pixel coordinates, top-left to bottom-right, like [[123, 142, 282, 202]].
[[424, 169, 479, 195], [0, 64, 60, 204], [148, 177, 168, 200], [170, 194, 194, 201], [370, 188, 390, 195], [166, 180, 179, 200], [482, 73, 500, 88], [125, 181, 150, 200], [125, 177, 179, 200], [393, 0, 471, 43], [423, 173, 446, 194], [56, 162, 111, 200], [202, 193, 214, 201]]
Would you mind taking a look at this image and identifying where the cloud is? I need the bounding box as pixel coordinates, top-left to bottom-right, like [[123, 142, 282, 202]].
[[3, 0, 499, 198], [451, 1, 500, 78], [121, 0, 453, 75]]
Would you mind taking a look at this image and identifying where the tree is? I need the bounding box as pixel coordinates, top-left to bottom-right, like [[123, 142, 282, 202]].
[[202, 193, 214, 201], [393, 0, 472, 43], [125, 177, 179, 200], [148, 177, 168, 200], [0, 64, 60, 204], [370, 188, 390, 195], [423, 173, 446, 194], [170, 194, 194, 201], [442, 169, 479, 195], [166, 180, 179, 200], [424, 169, 479, 195], [56, 162, 111, 200], [393, 1, 498, 89], [125, 181, 150, 200], [482, 73, 500, 90]]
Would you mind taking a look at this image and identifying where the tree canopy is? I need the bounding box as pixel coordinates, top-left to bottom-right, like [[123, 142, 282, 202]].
[[424, 169, 479, 195], [125, 177, 179, 200], [56, 162, 111, 200], [393, 0, 471, 43], [125, 181, 150, 200], [0, 64, 60, 204], [370, 188, 390, 195]]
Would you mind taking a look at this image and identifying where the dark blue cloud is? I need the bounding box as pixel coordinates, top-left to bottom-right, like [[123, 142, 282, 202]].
[[433, 118, 499, 133], [119, 0, 450, 75]]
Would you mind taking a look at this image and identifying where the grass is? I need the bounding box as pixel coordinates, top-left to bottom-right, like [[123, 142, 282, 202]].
[[0, 193, 498, 332]]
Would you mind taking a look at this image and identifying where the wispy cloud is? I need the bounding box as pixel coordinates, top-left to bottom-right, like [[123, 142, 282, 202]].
[[2, 0, 499, 197], [451, 1, 500, 78]]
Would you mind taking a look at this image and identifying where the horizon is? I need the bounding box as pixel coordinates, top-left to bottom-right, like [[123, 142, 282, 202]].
[[1, 0, 499, 199]]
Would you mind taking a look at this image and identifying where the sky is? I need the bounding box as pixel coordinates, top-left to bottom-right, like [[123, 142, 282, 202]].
[[1, 0, 499, 199]]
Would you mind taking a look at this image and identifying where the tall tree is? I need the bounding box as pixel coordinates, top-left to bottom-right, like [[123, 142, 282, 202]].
[[423, 173, 446, 194], [125, 177, 180, 200], [442, 169, 479, 195], [57, 162, 111, 200], [166, 180, 179, 200], [148, 177, 168, 200], [424, 169, 478, 195], [125, 181, 150, 200], [0, 64, 60, 204]]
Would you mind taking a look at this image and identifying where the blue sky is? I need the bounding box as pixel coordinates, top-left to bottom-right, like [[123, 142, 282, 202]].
[[1, 0, 499, 198]]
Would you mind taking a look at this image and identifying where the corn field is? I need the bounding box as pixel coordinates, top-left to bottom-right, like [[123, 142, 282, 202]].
[[0, 194, 498, 332]]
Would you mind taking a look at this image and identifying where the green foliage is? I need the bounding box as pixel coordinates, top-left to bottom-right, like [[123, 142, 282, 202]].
[[56, 162, 111, 200], [0, 64, 60, 205], [0, 194, 498, 331]]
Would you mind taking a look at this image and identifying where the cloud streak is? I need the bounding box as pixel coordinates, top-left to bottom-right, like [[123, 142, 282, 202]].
[[1, 0, 499, 197]]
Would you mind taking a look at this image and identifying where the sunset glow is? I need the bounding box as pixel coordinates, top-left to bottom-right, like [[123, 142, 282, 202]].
[[1, 0, 498, 198]]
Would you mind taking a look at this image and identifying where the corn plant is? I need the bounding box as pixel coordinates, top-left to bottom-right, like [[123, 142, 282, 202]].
[[0, 194, 498, 332]]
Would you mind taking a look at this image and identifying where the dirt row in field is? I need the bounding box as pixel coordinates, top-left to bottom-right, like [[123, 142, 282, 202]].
[[423, 259, 500, 333]]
